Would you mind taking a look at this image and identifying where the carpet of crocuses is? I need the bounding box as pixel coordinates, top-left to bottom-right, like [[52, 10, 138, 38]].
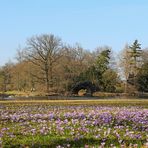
[[0, 100, 148, 148]]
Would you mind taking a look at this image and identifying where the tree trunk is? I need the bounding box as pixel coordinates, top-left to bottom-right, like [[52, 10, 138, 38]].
[[45, 64, 49, 93], [49, 62, 53, 88]]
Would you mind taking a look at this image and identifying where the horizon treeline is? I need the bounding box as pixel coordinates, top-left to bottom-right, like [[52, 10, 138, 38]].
[[0, 34, 148, 95]]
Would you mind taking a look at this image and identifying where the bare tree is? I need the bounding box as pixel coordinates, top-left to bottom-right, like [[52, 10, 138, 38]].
[[0, 61, 13, 92], [25, 34, 62, 93], [15, 45, 26, 63], [119, 44, 132, 93], [142, 48, 148, 63]]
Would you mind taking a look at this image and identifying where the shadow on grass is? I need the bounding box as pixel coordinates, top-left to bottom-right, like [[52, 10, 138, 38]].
[[6, 137, 145, 148]]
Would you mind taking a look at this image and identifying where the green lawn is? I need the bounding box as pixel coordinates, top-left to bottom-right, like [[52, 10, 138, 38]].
[[1, 99, 148, 107], [0, 99, 148, 147]]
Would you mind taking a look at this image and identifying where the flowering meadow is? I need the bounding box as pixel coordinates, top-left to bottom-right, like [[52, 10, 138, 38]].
[[0, 100, 148, 147]]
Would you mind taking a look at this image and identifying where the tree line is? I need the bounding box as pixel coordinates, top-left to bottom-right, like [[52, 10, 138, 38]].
[[0, 34, 148, 95]]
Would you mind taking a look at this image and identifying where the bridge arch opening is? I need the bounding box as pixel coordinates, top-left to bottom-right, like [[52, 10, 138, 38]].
[[71, 81, 97, 96]]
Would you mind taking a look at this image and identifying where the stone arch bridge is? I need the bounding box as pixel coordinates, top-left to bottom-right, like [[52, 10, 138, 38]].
[[71, 81, 98, 96]]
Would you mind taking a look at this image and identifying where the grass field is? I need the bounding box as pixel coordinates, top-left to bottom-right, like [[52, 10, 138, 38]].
[[0, 99, 148, 147]]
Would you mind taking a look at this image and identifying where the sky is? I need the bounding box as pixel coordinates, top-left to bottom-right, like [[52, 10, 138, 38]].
[[0, 0, 148, 66]]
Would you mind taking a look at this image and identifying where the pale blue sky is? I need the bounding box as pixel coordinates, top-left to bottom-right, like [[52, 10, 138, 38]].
[[0, 0, 148, 66]]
